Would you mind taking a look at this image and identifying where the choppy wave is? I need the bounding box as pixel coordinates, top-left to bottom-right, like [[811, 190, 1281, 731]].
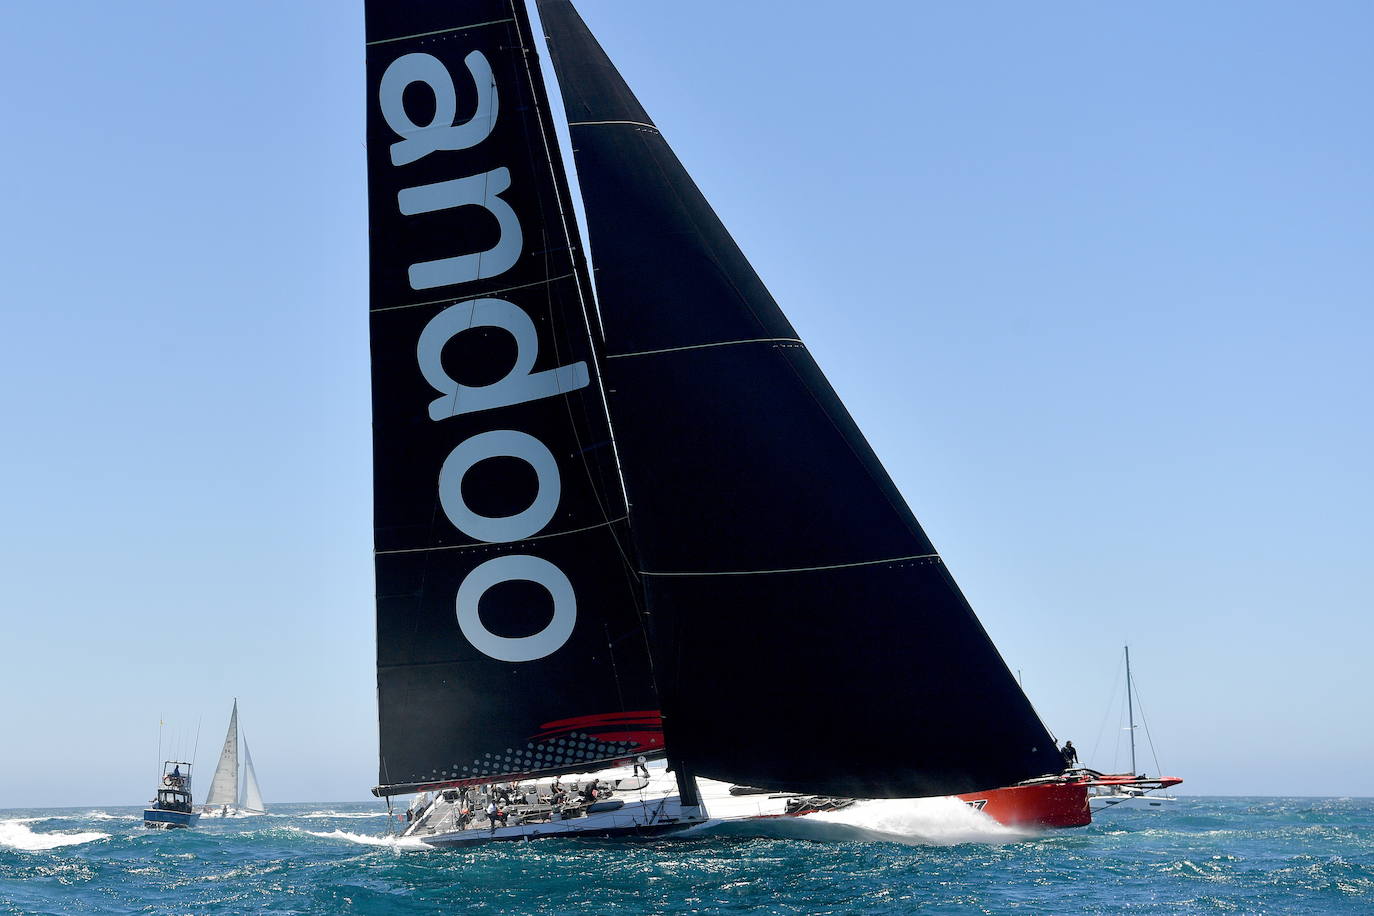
[[1, 798, 1371, 914], [0, 819, 108, 851]]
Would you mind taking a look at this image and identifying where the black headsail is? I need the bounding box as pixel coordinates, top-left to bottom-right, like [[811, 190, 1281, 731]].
[[535, 0, 1063, 797], [365, 0, 661, 797]]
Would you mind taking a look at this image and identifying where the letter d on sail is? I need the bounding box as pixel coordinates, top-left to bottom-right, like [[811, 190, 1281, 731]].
[[417, 298, 589, 420]]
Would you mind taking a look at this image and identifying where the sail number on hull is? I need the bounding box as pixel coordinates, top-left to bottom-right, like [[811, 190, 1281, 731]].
[[381, 49, 589, 663]]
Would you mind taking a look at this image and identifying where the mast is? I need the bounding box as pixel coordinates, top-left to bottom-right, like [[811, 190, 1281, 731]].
[[1125, 645, 1137, 776]]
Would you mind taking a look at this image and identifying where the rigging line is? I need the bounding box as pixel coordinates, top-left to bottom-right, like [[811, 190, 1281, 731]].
[[1089, 652, 1126, 766], [1131, 672, 1165, 777], [369, 272, 577, 314], [606, 338, 804, 359], [366, 18, 515, 46], [377, 516, 631, 556], [642, 553, 940, 577]]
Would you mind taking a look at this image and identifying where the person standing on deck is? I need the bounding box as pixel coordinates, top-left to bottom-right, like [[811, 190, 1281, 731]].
[[1060, 740, 1078, 770]]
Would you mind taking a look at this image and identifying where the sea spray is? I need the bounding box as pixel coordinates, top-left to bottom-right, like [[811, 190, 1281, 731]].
[[813, 795, 1037, 845], [0, 819, 108, 851], [299, 827, 430, 850]]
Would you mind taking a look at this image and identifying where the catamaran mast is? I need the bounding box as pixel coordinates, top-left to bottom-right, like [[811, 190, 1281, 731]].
[[1125, 645, 1137, 776]]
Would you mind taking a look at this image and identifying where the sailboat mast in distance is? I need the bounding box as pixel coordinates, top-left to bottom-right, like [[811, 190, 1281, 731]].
[[1126, 646, 1137, 776], [534, 0, 1062, 798]]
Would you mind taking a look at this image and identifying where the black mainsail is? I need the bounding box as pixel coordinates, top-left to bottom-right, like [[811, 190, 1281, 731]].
[[365, 0, 660, 796], [534, 0, 1062, 797]]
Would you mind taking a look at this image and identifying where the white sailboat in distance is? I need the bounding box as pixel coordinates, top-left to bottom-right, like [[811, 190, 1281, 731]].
[[201, 699, 267, 817]]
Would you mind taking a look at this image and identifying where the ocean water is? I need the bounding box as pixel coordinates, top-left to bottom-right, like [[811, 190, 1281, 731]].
[[2, 796, 1371, 914]]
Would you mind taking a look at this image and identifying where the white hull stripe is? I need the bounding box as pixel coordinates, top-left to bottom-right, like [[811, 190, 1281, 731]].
[[608, 338, 803, 360], [641, 554, 941, 577]]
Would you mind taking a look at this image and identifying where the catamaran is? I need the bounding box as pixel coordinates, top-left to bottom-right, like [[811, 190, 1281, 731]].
[[1085, 646, 1182, 811], [365, 0, 1114, 845], [201, 700, 266, 817]]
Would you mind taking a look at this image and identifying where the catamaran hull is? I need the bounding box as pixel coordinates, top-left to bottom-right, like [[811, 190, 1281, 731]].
[[955, 782, 1092, 829], [1090, 792, 1173, 811]]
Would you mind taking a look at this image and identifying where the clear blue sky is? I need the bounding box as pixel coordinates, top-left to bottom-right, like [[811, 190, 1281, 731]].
[[1, 0, 1369, 807]]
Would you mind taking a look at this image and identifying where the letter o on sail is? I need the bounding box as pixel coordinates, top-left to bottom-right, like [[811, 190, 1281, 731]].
[[456, 555, 577, 662], [438, 430, 561, 543]]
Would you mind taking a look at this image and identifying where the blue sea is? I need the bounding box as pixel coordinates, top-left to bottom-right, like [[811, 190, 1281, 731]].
[[2, 797, 1371, 914]]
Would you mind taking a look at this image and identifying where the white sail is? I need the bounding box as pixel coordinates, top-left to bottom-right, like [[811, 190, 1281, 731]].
[[239, 738, 265, 813], [203, 700, 239, 807]]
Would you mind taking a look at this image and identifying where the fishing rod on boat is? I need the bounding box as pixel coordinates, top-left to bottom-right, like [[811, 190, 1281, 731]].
[[191, 717, 202, 787]]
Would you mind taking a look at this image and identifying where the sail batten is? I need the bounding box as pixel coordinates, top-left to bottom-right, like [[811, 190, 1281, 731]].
[[607, 338, 804, 360], [536, 0, 1063, 797], [642, 555, 944, 578], [365, 18, 516, 47]]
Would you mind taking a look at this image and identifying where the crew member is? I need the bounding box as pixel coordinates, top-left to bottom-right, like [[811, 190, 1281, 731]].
[[1061, 740, 1078, 770]]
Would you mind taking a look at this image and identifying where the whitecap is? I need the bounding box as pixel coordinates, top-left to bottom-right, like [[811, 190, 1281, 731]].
[[86, 811, 139, 822], [0, 819, 109, 851]]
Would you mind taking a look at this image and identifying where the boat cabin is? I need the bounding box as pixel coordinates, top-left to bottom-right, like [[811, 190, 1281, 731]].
[[155, 788, 193, 813], [152, 760, 195, 811]]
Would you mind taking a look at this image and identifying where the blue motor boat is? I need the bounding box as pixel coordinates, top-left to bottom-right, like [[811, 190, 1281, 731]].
[[143, 761, 201, 829]]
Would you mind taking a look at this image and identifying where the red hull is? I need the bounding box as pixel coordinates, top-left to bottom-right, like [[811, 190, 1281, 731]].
[[956, 781, 1091, 829]]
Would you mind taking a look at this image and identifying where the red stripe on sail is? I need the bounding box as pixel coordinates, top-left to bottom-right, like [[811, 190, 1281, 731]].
[[530, 710, 664, 746]]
